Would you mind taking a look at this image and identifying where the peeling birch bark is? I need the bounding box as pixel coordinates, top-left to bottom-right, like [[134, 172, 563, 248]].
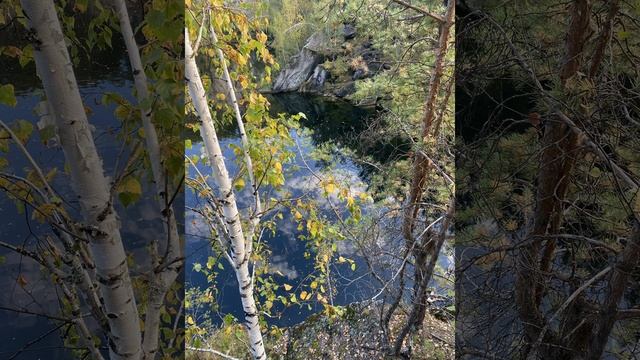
[[20, 1, 142, 358], [185, 30, 266, 360]]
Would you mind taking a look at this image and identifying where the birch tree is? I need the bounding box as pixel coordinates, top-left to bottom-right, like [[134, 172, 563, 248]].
[[110, 1, 183, 358], [0, 1, 184, 358], [21, 1, 142, 358], [185, 29, 267, 360]]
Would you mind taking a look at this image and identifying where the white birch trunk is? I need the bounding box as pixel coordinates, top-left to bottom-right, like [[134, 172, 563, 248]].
[[21, 1, 142, 358], [208, 23, 262, 250], [185, 30, 266, 360], [110, 1, 182, 358]]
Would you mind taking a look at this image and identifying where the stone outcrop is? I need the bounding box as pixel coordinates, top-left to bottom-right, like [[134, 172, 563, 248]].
[[272, 32, 327, 93]]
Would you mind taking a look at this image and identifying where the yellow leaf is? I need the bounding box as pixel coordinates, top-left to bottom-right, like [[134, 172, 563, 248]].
[[257, 32, 268, 44], [338, 256, 346, 263], [17, 274, 27, 288], [310, 281, 318, 289], [294, 211, 303, 220], [324, 182, 335, 194], [119, 177, 142, 195], [300, 291, 309, 300], [234, 178, 245, 191], [274, 161, 282, 172], [186, 316, 195, 325], [283, 284, 292, 291], [216, 93, 226, 101]]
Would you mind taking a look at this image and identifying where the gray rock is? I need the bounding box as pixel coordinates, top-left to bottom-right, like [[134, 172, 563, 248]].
[[334, 81, 356, 98], [343, 23, 357, 40], [301, 65, 330, 93], [272, 32, 327, 93], [352, 68, 368, 80]]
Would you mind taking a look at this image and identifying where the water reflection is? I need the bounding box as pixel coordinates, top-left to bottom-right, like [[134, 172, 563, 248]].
[[0, 42, 167, 358], [186, 94, 453, 329]]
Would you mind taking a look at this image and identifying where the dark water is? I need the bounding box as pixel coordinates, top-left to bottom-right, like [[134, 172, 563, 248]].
[[185, 93, 454, 329], [455, 78, 640, 358], [0, 42, 168, 359]]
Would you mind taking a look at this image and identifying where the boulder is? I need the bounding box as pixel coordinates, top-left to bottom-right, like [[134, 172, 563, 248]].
[[334, 81, 356, 98], [272, 32, 328, 93], [300, 65, 330, 93], [342, 23, 357, 40]]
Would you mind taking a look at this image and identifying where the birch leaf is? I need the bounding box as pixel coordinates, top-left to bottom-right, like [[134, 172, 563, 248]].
[[0, 84, 16, 107], [118, 177, 142, 207], [234, 178, 245, 191]]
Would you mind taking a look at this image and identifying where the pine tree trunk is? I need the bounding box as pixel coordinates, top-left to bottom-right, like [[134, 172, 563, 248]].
[[185, 30, 266, 360], [514, 2, 590, 356], [402, 0, 455, 243], [400, 0, 454, 338], [21, 1, 142, 358], [111, 1, 182, 357]]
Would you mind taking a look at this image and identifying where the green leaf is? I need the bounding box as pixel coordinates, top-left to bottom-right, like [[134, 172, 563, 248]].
[[223, 313, 235, 326], [118, 177, 142, 207], [74, 0, 88, 13], [13, 119, 34, 144], [206, 256, 215, 270], [146, 10, 165, 30], [617, 31, 630, 40], [161, 312, 171, 324], [0, 84, 17, 107], [193, 263, 202, 272]]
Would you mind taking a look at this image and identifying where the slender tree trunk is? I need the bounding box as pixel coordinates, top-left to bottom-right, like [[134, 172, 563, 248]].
[[21, 1, 142, 358], [402, 0, 454, 243], [208, 21, 262, 250], [110, 1, 183, 357], [514, 1, 590, 355], [398, 0, 454, 338], [586, 226, 640, 359], [394, 199, 454, 355], [185, 30, 266, 360]]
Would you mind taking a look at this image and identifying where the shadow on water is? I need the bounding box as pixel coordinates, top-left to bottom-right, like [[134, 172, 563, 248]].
[[456, 77, 640, 357]]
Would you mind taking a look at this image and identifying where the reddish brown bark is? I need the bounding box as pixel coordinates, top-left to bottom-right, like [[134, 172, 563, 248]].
[[514, 0, 591, 355]]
